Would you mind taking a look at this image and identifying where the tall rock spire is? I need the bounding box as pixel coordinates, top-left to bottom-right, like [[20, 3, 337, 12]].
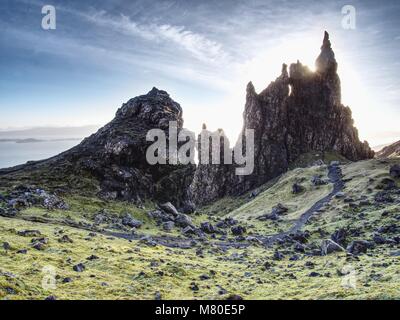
[[315, 31, 338, 73]]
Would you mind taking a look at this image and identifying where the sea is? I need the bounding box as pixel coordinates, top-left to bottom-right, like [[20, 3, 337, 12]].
[[0, 140, 80, 169]]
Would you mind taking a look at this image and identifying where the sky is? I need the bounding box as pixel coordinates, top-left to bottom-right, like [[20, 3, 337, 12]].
[[0, 0, 399, 147]]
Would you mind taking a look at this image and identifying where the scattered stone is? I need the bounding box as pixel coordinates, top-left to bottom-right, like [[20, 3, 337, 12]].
[[87, 255, 99, 261], [62, 277, 72, 283], [231, 225, 246, 236], [2, 242, 11, 250], [273, 251, 284, 261], [308, 272, 321, 277], [31, 238, 48, 251], [45, 295, 57, 300], [331, 228, 347, 246], [182, 226, 196, 235], [175, 213, 193, 228], [58, 235, 73, 243], [374, 191, 394, 203], [162, 221, 175, 232], [17, 249, 27, 254], [17, 230, 42, 237], [199, 274, 210, 280], [73, 263, 85, 272], [321, 239, 343, 255], [190, 282, 199, 291], [226, 294, 243, 300], [159, 202, 179, 216], [335, 192, 345, 198], [372, 234, 386, 245], [377, 178, 396, 190], [346, 240, 374, 256], [311, 175, 328, 186], [292, 183, 305, 194], [390, 165, 400, 179], [121, 214, 143, 228], [200, 222, 216, 234], [154, 291, 162, 300]]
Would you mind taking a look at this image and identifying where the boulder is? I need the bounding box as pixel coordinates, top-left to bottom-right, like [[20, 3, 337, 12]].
[[331, 228, 347, 246], [159, 202, 179, 216], [231, 225, 246, 236], [321, 239, 343, 255], [292, 183, 305, 194], [121, 214, 142, 228], [200, 222, 216, 234], [162, 221, 175, 232], [311, 176, 328, 186], [175, 214, 193, 228], [73, 263, 86, 272], [390, 164, 400, 179], [346, 240, 374, 255]]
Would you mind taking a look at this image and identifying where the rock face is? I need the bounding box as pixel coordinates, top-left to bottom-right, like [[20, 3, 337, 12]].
[[1, 88, 195, 208], [377, 140, 400, 158], [191, 31, 374, 205]]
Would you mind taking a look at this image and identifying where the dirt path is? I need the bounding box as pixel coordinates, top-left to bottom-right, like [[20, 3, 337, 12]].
[[261, 163, 344, 246], [1, 164, 344, 250]]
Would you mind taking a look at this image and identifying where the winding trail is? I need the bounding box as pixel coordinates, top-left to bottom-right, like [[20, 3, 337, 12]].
[[1, 165, 344, 250], [260, 163, 344, 246]]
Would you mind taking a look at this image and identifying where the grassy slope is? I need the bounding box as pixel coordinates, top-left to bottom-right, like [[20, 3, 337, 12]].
[[1, 158, 399, 300]]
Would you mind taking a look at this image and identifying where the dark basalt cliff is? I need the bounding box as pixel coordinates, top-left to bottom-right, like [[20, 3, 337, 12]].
[[1, 32, 374, 209], [191, 32, 374, 205], [0, 88, 195, 209]]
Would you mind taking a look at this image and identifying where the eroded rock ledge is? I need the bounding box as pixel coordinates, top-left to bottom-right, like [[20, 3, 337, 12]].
[[190, 31, 374, 205]]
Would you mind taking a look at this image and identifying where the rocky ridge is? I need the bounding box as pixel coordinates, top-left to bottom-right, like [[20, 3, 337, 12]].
[[191, 32, 374, 205]]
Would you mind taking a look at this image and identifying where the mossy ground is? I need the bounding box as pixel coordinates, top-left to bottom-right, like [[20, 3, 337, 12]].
[[0, 159, 399, 300]]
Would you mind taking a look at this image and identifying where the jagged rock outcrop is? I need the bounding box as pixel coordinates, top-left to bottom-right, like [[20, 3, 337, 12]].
[[376, 140, 400, 158], [191, 31, 374, 205], [0, 88, 195, 208]]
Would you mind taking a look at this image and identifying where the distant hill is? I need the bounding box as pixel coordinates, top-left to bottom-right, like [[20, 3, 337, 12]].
[[0, 126, 100, 140], [376, 140, 400, 158]]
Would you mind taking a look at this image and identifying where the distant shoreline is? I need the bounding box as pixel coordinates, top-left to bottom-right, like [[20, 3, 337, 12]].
[[0, 138, 82, 144]]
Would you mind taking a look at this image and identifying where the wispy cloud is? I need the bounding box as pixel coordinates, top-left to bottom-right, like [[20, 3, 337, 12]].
[[85, 11, 229, 64]]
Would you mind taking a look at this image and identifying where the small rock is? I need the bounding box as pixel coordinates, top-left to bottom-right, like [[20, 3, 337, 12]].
[[308, 272, 321, 277], [200, 222, 216, 234], [58, 235, 73, 243], [73, 263, 86, 272], [311, 176, 328, 186], [390, 164, 400, 179], [17, 230, 41, 237], [292, 183, 305, 194], [346, 240, 374, 256], [154, 291, 162, 300], [231, 225, 246, 236], [2, 242, 11, 250], [273, 251, 284, 261], [121, 213, 142, 228], [226, 294, 243, 300], [159, 202, 179, 216], [190, 282, 199, 291], [62, 277, 72, 283], [162, 221, 175, 232]]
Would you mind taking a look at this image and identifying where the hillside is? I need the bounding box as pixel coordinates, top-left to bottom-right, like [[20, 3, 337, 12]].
[[377, 140, 400, 159], [0, 31, 398, 301], [0, 158, 399, 299]]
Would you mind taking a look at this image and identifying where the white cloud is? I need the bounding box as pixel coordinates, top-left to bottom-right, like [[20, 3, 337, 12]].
[[86, 11, 229, 64]]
